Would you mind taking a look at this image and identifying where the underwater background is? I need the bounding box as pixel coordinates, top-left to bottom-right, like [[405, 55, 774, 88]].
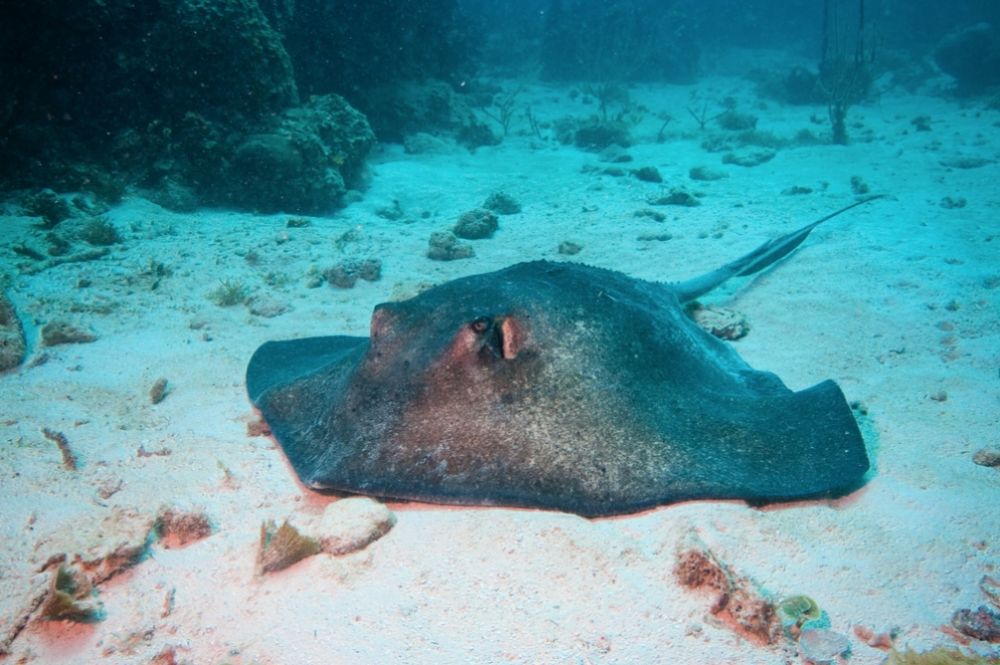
[[1, 0, 999, 663]]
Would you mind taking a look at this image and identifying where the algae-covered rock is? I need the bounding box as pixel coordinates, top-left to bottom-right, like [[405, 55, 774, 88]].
[[935, 23, 1000, 94], [689, 304, 749, 341], [427, 232, 475, 261], [647, 188, 701, 207], [454, 208, 499, 240], [41, 321, 97, 347], [156, 507, 212, 549], [0, 292, 26, 371], [226, 94, 374, 214], [952, 605, 1000, 642], [723, 149, 776, 167], [324, 259, 382, 289], [151, 0, 298, 119], [483, 191, 522, 215], [574, 123, 631, 151], [23, 189, 73, 229]]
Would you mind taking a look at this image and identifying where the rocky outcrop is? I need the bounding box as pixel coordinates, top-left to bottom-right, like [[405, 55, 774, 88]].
[[0, 292, 26, 372], [935, 23, 1000, 93], [224, 94, 375, 213]]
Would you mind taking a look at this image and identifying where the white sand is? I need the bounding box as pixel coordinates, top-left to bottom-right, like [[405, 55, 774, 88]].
[[1, 73, 999, 664]]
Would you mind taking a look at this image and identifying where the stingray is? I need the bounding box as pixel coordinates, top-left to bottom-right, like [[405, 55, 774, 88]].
[[247, 198, 877, 516]]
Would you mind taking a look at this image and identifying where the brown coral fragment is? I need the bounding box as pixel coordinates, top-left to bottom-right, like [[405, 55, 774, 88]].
[[42, 427, 77, 470], [149, 377, 169, 404], [156, 508, 212, 549], [257, 519, 320, 574], [674, 535, 779, 645]]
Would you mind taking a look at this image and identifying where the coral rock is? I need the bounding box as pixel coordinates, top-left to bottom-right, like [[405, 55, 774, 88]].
[[454, 208, 499, 240], [689, 304, 750, 341], [483, 191, 522, 215], [427, 232, 474, 261], [674, 534, 779, 645], [952, 605, 1000, 642], [41, 321, 97, 346]]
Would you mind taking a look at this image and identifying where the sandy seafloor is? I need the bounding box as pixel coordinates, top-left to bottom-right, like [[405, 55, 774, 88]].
[[1, 70, 999, 664]]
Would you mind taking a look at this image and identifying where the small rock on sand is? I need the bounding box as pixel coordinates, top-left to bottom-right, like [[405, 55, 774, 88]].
[[315, 497, 396, 556]]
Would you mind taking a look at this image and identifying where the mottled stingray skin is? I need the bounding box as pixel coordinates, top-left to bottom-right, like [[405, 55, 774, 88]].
[[248, 206, 874, 517]]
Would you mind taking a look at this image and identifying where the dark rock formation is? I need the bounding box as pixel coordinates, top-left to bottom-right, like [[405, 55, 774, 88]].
[[224, 95, 374, 213], [935, 23, 1000, 93], [0, 0, 465, 213]]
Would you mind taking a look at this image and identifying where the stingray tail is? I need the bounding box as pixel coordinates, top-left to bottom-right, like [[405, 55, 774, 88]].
[[673, 195, 883, 303]]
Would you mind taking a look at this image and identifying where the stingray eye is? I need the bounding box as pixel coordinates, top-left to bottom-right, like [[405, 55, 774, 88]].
[[466, 315, 524, 361]]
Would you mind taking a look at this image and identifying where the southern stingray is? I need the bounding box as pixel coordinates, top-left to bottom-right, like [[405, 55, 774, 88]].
[[247, 198, 877, 516]]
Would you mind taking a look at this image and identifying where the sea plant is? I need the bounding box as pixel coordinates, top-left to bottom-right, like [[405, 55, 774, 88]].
[[207, 279, 249, 307], [819, 0, 876, 144]]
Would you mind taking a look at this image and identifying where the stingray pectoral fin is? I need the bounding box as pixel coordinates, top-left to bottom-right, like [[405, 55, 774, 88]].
[[247, 335, 369, 485], [710, 379, 869, 502], [246, 336, 366, 404]]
